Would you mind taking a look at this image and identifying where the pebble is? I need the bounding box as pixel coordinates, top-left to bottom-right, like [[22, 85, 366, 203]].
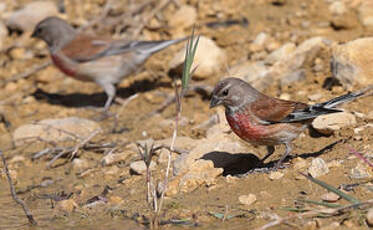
[[265, 42, 296, 65], [0, 20, 8, 50], [101, 151, 133, 166], [321, 192, 340, 202], [308, 93, 322, 101], [367, 208, 373, 226], [331, 37, 373, 88], [238, 194, 257, 206], [350, 163, 371, 179], [293, 157, 308, 170], [168, 5, 197, 29], [6, 1, 59, 32], [312, 112, 356, 135], [308, 158, 329, 177], [358, 1, 373, 27], [56, 199, 78, 213], [329, 1, 347, 15], [268, 171, 284, 180], [130, 160, 156, 175]]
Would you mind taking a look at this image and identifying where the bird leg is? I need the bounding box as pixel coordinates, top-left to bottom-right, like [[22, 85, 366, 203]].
[[261, 146, 275, 163], [275, 143, 292, 169]]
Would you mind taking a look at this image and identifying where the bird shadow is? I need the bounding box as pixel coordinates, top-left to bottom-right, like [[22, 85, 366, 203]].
[[32, 78, 171, 108], [200, 140, 343, 176]]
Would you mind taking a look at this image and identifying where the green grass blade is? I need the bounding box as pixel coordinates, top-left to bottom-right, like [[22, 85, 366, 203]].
[[300, 172, 360, 204], [182, 26, 200, 90], [297, 199, 342, 208]]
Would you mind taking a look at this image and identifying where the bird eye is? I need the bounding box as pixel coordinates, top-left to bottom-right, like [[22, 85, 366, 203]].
[[222, 89, 229, 96]]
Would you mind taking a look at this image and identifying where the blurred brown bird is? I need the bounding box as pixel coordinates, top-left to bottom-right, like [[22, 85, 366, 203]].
[[31, 16, 187, 110], [210, 77, 372, 169]]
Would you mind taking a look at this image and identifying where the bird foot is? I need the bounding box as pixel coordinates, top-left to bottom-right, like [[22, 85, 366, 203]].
[[92, 109, 116, 121]]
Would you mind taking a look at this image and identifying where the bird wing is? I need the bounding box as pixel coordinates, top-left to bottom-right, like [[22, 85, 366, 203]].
[[61, 35, 187, 63], [250, 97, 341, 124]]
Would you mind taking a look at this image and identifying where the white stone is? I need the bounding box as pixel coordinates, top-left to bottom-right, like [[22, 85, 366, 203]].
[[312, 112, 356, 135], [308, 158, 329, 177], [239, 194, 257, 206], [268, 171, 284, 180], [329, 1, 347, 15], [169, 36, 227, 79], [321, 192, 340, 202]]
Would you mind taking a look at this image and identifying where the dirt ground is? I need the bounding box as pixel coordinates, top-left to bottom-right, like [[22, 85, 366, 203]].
[[0, 0, 372, 229]]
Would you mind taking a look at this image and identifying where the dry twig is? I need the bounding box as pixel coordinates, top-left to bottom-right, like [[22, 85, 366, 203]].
[[0, 151, 37, 225]]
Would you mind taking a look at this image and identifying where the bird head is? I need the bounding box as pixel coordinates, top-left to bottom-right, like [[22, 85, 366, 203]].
[[31, 17, 76, 51], [210, 77, 260, 111]]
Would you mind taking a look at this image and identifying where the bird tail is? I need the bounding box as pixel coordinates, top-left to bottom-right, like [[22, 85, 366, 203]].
[[133, 37, 189, 54], [316, 85, 373, 109]]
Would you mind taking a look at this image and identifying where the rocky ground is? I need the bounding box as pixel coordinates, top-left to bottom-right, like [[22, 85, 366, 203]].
[[0, 0, 373, 229]]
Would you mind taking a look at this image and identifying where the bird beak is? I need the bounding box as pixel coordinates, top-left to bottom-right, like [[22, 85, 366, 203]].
[[31, 30, 38, 38], [210, 96, 222, 108]]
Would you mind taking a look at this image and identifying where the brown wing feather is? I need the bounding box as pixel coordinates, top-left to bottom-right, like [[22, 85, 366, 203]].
[[60, 34, 113, 62], [250, 96, 308, 122]]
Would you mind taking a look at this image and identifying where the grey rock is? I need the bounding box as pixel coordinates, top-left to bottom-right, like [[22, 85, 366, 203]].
[[13, 117, 101, 146]]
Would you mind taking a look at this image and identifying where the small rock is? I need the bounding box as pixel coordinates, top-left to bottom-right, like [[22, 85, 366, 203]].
[[367, 208, 373, 226], [168, 5, 196, 29], [101, 151, 133, 166], [157, 149, 178, 164], [320, 222, 340, 230], [321, 192, 340, 202], [312, 112, 356, 135], [358, 1, 373, 27], [130, 160, 156, 175], [13, 117, 101, 146], [308, 158, 329, 177], [350, 163, 371, 179], [331, 37, 373, 88], [280, 69, 306, 86], [327, 160, 342, 168], [293, 157, 308, 170], [238, 194, 257, 206], [329, 1, 347, 15], [268, 171, 284, 180], [9, 47, 33, 60], [253, 32, 269, 46], [108, 195, 124, 205], [279, 93, 291, 100], [169, 36, 226, 79], [308, 93, 322, 101], [72, 158, 89, 171], [56, 199, 78, 213], [0, 20, 8, 50], [265, 42, 296, 65], [6, 1, 59, 32]]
